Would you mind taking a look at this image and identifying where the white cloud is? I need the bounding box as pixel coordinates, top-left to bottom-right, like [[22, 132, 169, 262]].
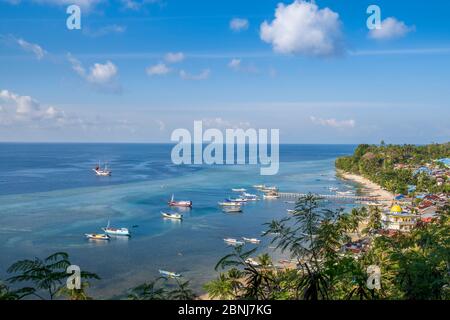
[[83, 24, 126, 37], [369, 17, 415, 40], [179, 69, 210, 80], [260, 0, 343, 56], [156, 119, 165, 131], [0, 89, 66, 125], [67, 54, 121, 93], [164, 52, 185, 63], [11, 36, 46, 59], [228, 58, 241, 71], [230, 18, 249, 32], [146, 63, 171, 76], [32, 0, 104, 11], [202, 117, 251, 130], [120, 0, 159, 10], [227, 58, 259, 74], [310, 116, 355, 128]]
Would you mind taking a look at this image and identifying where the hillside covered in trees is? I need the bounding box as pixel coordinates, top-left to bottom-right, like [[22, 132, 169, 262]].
[[335, 143, 450, 194]]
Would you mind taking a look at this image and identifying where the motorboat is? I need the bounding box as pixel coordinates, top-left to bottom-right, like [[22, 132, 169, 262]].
[[102, 221, 130, 236], [85, 233, 110, 240], [223, 238, 245, 246], [287, 209, 296, 214], [218, 200, 242, 206], [242, 192, 258, 200], [242, 237, 261, 244], [252, 184, 266, 189], [223, 206, 242, 213], [227, 197, 247, 203], [263, 193, 279, 199], [232, 188, 247, 192], [159, 270, 181, 278], [93, 162, 111, 176], [168, 194, 192, 207], [161, 211, 183, 220]]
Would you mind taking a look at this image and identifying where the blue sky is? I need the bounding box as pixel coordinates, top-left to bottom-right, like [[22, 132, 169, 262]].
[[0, 0, 449, 143]]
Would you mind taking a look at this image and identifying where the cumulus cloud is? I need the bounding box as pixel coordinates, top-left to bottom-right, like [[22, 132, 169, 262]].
[[369, 17, 415, 40], [260, 0, 343, 57], [146, 63, 171, 76], [83, 24, 126, 37], [164, 52, 185, 63], [310, 116, 355, 129], [179, 69, 210, 80], [0, 89, 66, 126], [67, 54, 121, 93], [230, 18, 249, 32]]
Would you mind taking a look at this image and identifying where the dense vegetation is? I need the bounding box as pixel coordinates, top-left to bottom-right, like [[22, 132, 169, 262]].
[[335, 143, 450, 194], [2, 195, 449, 300]]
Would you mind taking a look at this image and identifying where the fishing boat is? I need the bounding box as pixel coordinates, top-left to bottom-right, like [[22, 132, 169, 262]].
[[232, 188, 247, 192], [159, 270, 181, 278], [242, 237, 261, 244], [253, 184, 266, 189], [102, 221, 130, 236], [85, 233, 110, 240], [222, 206, 242, 213], [218, 200, 241, 207], [223, 238, 245, 246], [93, 162, 111, 176], [161, 211, 183, 220], [245, 258, 260, 267], [168, 194, 192, 207], [242, 192, 258, 200]]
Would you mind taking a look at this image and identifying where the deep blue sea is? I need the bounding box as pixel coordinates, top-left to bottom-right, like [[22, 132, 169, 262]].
[[0, 143, 357, 298]]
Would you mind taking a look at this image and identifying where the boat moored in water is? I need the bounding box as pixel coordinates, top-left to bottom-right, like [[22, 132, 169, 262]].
[[161, 211, 183, 220], [168, 194, 192, 207], [93, 162, 111, 176], [218, 200, 242, 206], [242, 237, 261, 244], [224, 238, 245, 246], [159, 270, 181, 278], [102, 221, 130, 236], [85, 233, 110, 240], [232, 188, 247, 192], [222, 206, 242, 213]]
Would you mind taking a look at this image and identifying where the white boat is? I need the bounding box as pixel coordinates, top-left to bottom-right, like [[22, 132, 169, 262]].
[[93, 162, 111, 176], [242, 192, 258, 200], [85, 233, 110, 240], [232, 188, 247, 192], [263, 193, 279, 199], [218, 201, 242, 207], [242, 237, 261, 244], [224, 238, 245, 246], [161, 211, 183, 220], [245, 258, 260, 267], [253, 184, 266, 189], [227, 197, 247, 203], [102, 221, 130, 236], [262, 186, 278, 192], [168, 194, 192, 207], [223, 206, 242, 213], [287, 209, 296, 214], [328, 187, 339, 192], [159, 270, 181, 278]]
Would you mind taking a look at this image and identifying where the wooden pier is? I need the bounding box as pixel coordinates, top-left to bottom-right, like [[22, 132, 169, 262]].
[[277, 192, 377, 201]]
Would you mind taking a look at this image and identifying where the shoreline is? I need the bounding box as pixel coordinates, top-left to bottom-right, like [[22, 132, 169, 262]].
[[337, 169, 395, 209]]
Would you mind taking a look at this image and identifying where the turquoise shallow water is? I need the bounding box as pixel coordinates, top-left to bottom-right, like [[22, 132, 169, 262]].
[[0, 144, 357, 298]]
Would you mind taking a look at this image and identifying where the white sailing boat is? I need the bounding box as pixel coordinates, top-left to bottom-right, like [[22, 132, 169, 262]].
[[93, 161, 111, 176]]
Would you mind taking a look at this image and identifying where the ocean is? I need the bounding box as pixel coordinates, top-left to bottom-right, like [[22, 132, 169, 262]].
[[0, 143, 357, 298]]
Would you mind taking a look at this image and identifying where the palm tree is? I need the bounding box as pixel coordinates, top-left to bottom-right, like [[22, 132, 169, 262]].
[[203, 274, 233, 299], [0, 281, 34, 300], [56, 281, 93, 300], [168, 279, 196, 300], [7, 252, 99, 300], [128, 277, 167, 300]]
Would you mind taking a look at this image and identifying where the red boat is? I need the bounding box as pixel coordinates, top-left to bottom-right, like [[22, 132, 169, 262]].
[[168, 194, 192, 207]]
